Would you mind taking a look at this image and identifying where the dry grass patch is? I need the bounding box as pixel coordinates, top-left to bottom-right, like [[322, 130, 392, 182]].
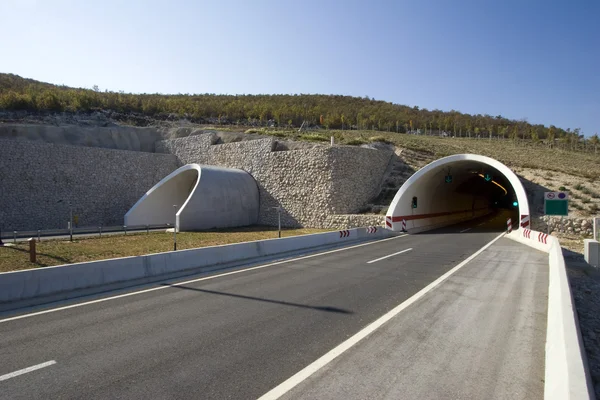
[[0, 227, 330, 273]]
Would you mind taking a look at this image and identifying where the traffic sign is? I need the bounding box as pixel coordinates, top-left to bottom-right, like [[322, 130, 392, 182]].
[[445, 175, 452, 183], [544, 192, 568, 216], [484, 174, 492, 182]]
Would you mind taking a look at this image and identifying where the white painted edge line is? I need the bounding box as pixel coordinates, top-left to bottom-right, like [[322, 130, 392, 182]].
[[0, 360, 56, 382], [0, 234, 408, 324], [367, 248, 412, 264], [257, 232, 505, 400], [460, 228, 472, 233]]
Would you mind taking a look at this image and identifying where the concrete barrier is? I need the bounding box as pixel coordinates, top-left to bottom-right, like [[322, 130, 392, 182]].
[[506, 229, 595, 399], [584, 239, 599, 267], [0, 227, 392, 307], [405, 209, 492, 234]]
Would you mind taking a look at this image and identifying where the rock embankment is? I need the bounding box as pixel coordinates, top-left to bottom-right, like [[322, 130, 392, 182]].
[[538, 216, 595, 237]]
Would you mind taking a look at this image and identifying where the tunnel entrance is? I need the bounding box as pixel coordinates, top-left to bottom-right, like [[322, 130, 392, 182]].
[[385, 154, 529, 233], [125, 164, 260, 231]]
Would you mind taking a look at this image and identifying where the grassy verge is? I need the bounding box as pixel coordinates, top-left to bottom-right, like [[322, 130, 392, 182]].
[[0, 226, 329, 272]]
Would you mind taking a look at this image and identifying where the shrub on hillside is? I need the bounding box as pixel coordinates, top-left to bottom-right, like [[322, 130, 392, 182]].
[[369, 136, 393, 144], [346, 138, 367, 146], [299, 134, 328, 142]]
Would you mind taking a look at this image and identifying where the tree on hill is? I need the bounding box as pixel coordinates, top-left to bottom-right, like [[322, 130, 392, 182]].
[[589, 133, 599, 154], [0, 73, 594, 153]]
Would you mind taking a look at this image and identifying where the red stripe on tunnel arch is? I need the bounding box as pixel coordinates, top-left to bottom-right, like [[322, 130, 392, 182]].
[[391, 207, 489, 222]]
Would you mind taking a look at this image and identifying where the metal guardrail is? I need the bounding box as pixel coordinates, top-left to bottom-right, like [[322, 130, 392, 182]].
[[1, 224, 172, 241]]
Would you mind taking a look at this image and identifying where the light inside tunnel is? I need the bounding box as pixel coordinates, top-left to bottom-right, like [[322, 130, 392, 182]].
[[386, 154, 530, 233], [477, 173, 508, 195]]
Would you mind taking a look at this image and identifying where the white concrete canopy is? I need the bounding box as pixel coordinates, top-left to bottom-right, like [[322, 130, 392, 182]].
[[125, 164, 259, 231], [386, 154, 529, 232]]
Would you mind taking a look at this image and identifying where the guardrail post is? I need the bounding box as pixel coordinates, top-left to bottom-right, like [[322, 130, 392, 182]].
[[37, 230, 41, 242], [28, 238, 36, 263], [13, 231, 17, 244], [124, 225, 127, 235]]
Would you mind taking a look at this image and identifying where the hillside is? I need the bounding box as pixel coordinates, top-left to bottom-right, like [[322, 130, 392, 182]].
[[2, 73, 599, 222], [1, 73, 598, 152]]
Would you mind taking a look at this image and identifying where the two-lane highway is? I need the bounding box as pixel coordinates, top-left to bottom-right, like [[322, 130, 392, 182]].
[[0, 213, 531, 399]]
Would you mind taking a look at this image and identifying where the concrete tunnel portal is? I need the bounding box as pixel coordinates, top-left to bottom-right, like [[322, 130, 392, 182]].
[[125, 164, 259, 231], [385, 154, 530, 232]]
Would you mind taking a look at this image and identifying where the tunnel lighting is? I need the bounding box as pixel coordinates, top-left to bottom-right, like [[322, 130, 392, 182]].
[[478, 174, 508, 195], [513, 201, 518, 207]]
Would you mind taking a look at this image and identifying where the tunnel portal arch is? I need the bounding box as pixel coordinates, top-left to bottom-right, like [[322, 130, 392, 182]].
[[385, 154, 529, 232], [125, 164, 259, 231]]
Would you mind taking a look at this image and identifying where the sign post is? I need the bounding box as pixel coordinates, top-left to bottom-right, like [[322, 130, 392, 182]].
[[544, 192, 569, 216], [544, 192, 568, 234]]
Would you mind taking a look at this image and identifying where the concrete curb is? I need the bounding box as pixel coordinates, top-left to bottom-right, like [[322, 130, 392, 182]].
[[0, 227, 392, 309], [506, 229, 595, 400]]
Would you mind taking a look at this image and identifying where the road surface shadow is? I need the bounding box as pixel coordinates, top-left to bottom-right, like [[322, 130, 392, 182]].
[[160, 283, 353, 314]]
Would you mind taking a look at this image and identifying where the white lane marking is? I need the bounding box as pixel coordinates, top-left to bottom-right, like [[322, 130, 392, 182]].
[[460, 228, 472, 233], [367, 248, 412, 264], [0, 235, 408, 324], [257, 232, 505, 400], [0, 361, 56, 382]]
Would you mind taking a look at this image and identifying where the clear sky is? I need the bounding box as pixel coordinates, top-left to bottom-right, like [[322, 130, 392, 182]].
[[1, 0, 598, 135]]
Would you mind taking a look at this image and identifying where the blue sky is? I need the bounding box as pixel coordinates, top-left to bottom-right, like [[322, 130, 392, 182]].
[[1, 0, 598, 135]]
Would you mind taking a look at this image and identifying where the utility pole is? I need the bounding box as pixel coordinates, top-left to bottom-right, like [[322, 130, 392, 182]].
[[272, 206, 282, 238], [69, 201, 73, 242], [57, 199, 73, 241], [173, 205, 178, 251]]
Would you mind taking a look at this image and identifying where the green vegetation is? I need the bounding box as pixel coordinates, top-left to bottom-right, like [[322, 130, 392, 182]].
[[298, 133, 329, 142], [0, 227, 330, 272], [1, 73, 598, 154], [368, 136, 393, 144]]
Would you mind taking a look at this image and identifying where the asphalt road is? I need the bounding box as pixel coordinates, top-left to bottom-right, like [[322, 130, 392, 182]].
[[279, 237, 548, 400], [0, 212, 545, 400]]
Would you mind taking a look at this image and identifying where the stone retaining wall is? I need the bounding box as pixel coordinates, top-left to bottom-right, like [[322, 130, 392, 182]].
[[0, 138, 178, 231], [536, 216, 595, 237], [322, 214, 385, 230], [157, 134, 393, 228]]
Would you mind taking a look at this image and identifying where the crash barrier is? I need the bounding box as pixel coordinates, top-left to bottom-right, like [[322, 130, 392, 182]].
[[584, 239, 599, 268], [506, 229, 595, 400], [0, 227, 393, 308], [1, 224, 172, 242], [387, 208, 492, 233]]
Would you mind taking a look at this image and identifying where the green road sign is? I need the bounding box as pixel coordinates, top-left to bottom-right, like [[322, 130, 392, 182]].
[[484, 174, 492, 182], [445, 175, 452, 183], [544, 192, 568, 216]]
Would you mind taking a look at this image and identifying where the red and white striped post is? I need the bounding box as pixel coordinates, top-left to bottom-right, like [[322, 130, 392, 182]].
[[507, 218, 512, 233], [402, 219, 407, 232]]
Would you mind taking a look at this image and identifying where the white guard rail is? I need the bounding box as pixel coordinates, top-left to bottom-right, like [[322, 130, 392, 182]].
[[506, 228, 595, 400]]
